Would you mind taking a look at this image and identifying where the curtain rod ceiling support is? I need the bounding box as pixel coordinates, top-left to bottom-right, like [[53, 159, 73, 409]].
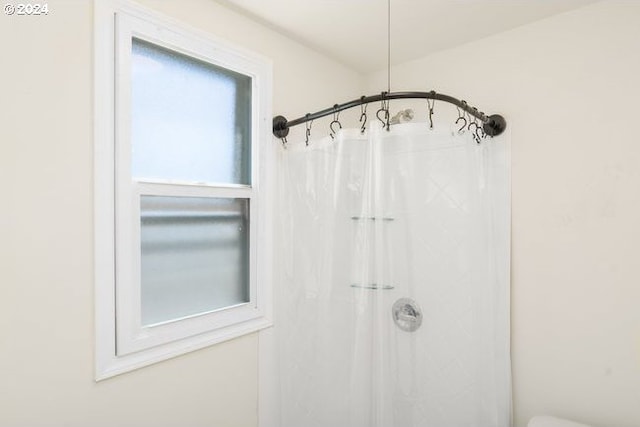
[[272, 91, 506, 140]]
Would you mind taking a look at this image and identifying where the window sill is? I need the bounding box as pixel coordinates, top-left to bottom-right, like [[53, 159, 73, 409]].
[[96, 317, 273, 381]]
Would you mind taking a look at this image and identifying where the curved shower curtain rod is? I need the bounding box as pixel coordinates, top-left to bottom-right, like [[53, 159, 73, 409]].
[[272, 90, 507, 141]]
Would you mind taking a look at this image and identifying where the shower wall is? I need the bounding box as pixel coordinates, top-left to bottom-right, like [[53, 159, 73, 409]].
[[366, 2, 640, 426]]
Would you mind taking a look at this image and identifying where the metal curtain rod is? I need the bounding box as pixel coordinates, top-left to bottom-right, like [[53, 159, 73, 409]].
[[272, 91, 506, 140]]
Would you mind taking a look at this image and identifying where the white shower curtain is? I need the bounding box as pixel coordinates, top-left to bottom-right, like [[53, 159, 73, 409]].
[[277, 122, 511, 427]]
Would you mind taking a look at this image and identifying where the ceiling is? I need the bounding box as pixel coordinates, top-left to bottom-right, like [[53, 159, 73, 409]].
[[217, 0, 598, 73]]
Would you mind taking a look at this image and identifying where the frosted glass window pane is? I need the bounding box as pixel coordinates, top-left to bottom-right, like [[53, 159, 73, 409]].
[[131, 39, 252, 185], [140, 196, 250, 326]]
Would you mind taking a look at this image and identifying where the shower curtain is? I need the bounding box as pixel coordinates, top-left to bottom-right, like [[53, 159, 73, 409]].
[[277, 122, 511, 427]]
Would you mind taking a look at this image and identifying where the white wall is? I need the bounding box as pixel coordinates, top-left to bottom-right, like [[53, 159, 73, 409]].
[[367, 2, 640, 426], [0, 0, 361, 426]]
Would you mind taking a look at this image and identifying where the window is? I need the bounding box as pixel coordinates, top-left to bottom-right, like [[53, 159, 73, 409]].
[[95, 1, 272, 379]]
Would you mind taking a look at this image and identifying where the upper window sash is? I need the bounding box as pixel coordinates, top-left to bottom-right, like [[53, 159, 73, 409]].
[[115, 12, 264, 191]]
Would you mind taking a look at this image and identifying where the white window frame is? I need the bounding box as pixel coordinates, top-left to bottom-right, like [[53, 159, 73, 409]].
[[94, 0, 273, 380]]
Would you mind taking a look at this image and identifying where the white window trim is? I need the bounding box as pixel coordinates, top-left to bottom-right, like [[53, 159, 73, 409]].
[[94, 0, 273, 380]]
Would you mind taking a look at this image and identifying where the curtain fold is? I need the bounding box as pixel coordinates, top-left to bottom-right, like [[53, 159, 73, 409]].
[[277, 123, 511, 427]]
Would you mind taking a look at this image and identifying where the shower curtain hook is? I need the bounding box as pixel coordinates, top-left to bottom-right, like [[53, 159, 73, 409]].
[[427, 90, 436, 129], [378, 91, 391, 131], [478, 112, 487, 140], [359, 97, 368, 134], [329, 104, 342, 140], [305, 114, 313, 146], [465, 103, 475, 133], [455, 104, 467, 133], [376, 92, 388, 129], [385, 94, 391, 131], [468, 107, 482, 144], [461, 100, 472, 133]]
